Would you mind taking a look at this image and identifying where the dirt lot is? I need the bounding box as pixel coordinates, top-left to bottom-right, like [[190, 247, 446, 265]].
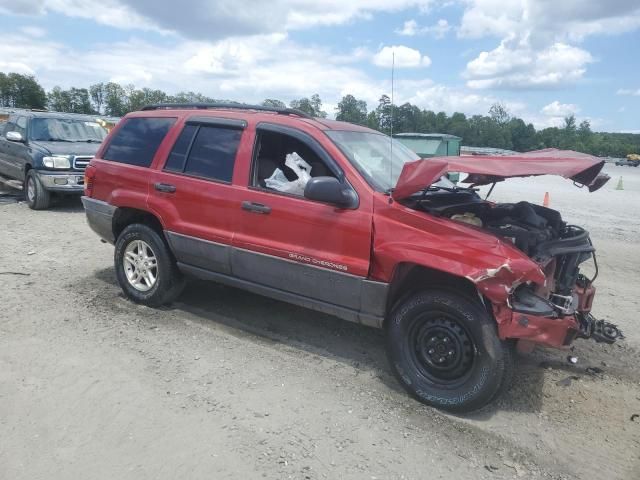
[[1, 164, 639, 480]]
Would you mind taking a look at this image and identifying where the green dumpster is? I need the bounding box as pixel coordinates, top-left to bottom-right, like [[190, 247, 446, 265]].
[[393, 133, 462, 183]]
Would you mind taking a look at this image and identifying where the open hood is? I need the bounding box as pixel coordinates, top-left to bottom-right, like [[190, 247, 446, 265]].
[[392, 148, 610, 201]]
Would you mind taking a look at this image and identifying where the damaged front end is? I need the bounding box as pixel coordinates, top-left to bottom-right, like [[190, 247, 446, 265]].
[[392, 149, 622, 351], [427, 197, 622, 350]]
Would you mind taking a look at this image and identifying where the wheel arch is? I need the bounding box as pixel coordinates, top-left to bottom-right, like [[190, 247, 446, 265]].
[[112, 207, 166, 241], [385, 263, 490, 320]]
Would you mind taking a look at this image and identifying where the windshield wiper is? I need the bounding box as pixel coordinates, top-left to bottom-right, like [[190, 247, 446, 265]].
[[75, 139, 102, 143], [43, 138, 74, 142]]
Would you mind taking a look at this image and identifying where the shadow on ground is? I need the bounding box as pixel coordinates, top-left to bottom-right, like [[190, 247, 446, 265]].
[[0, 181, 84, 211], [88, 267, 639, 417]]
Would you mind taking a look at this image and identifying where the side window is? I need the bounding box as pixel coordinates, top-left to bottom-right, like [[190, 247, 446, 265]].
[[103, 117, 176, 167], [4, 115, 18, 136], [15, 117, 27, 137], [3, 121, 16, 136], [165, 124, 197, 172], [164, 124, 241, 183], [252, 130, 336, 195]]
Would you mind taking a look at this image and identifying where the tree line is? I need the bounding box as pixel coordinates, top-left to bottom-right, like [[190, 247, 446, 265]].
[[1, 71, 637, 157]]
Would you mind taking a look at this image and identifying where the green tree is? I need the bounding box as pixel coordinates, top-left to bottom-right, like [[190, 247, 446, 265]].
[[47, 86, 71, 112], [0, 72, 46, 108], [290, 94, 327, 118], [375, 95, 392, 134], [447, 112, 468, 139], [128, 88, 168, 111], [508, 118, 536, 152], [393, 103, 422, 133], [335, 94, 368, 125], [104, 82, 128, 116], [489, 102, 511, 126], [169, 91, 218, 104], [561, 115, 577, 149], [89, 83, 106, 114], [261, 98, 286, 109], [366, 110, 379, 130]]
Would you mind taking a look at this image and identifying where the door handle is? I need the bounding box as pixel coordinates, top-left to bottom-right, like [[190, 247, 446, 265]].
[[154, 182, 176, 193], [241, 201, 271, 214]]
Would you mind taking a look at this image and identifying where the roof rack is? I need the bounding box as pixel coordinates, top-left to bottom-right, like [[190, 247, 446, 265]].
[[140, 102, 314, 120]]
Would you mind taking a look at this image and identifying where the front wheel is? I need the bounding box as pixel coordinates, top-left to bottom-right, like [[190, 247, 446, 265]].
[[386, 290, 513, 413], [24, 170, 51, 210], [114, 224, 185, 307]]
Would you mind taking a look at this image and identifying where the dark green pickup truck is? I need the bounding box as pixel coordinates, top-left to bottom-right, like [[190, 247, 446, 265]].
[[0, 110, 108, 209]]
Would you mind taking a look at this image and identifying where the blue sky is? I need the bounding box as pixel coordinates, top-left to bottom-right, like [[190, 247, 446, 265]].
[[0, 0, 639, 132]]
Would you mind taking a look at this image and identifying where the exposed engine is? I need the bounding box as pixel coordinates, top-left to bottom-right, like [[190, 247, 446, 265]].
[[409, 189, 623, 343]]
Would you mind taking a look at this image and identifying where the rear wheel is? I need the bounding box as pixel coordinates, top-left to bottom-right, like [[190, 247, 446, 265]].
[[114, 224, 185, 307], [24, 170, 51, 210], [386, 290, 513, 413]]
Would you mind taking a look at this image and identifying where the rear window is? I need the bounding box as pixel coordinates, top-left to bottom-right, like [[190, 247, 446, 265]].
[[164, 124, 241, 183], [103, 117, 176, 167]]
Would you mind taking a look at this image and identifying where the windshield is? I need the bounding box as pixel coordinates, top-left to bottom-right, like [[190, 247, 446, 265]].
[[30, 118, 108, 142], [326, 131, 420, 192]]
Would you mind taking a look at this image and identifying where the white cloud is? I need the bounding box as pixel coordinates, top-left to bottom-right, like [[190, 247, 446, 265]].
[[397, 18, 451, 38], [617, 88, 640, 96], [459, 0, 640, 90], [0, 0, 438, 40], [19, 25, 46, 37], [541, 101, 579, 117], [0, 30, 528, 123], [458, 0, 640, 44], [373, 45, 431, 68], [0, 0, 166, 33], [465, 40, 593, 89], [0, 61, 35, 74], [397, 19, 419, 36], [401, 80, 525, 115]]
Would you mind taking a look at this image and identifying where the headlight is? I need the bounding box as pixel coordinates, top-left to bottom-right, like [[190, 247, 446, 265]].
[[42, 155, 71, 169]]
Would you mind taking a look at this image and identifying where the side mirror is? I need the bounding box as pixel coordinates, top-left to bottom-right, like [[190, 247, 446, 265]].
[[304, 176, 358, 209], [6, 131, 24, 142]]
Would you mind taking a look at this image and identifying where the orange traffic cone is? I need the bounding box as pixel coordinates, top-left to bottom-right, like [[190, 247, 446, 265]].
[[543, 192, 550, 207]]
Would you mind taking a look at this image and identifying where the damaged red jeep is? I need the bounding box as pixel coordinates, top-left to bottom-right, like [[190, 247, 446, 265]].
[[82, 103, 620, 412]]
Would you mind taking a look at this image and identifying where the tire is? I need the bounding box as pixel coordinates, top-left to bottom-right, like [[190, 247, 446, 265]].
[[114, 224, 185, 307], [385, 290, 513, 413], [24, 170, 51, 210]]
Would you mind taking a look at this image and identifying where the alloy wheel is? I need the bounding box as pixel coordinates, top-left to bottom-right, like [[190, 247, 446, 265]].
[[123, 240, 158, 292]]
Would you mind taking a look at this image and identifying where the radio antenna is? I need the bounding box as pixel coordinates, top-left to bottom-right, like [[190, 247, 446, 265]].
[[389, 50, 395, 190]]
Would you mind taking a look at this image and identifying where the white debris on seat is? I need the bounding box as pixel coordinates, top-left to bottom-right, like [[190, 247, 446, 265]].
[[265, 152, 313, 196]]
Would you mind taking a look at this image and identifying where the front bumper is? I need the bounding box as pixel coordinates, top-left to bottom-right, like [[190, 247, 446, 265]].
[[37, 171, 85, 193], [81, 196, 116, 244]]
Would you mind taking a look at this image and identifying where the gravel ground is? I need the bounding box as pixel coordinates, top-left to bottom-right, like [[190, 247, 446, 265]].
[[1, 164, 639, 480]]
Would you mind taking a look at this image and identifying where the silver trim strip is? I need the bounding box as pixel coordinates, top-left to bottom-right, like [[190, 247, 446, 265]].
[[164, 230, 389, 325]]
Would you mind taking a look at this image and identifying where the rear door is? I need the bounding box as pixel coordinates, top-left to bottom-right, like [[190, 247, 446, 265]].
[[94, 116, 177, 208], [232, 123, 375, 313], [147, 116, 248, 274]]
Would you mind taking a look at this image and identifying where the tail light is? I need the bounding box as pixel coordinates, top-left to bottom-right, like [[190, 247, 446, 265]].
[[84, 164, 96, 197]]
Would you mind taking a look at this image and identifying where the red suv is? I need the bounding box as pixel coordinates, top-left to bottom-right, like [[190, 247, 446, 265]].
[[82, 103, 619, 412]]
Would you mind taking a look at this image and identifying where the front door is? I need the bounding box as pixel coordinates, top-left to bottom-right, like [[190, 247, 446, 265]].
[[148, 117, 248, 275], [232, 124, 373, 312], [0, 116, 28, 180]]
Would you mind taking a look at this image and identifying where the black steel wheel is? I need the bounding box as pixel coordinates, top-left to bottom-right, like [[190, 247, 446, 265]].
[[386, 290, 513, 413], [408, 313, 476, 387]]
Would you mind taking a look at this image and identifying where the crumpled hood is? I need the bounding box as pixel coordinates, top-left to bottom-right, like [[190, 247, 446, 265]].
[[392, 148, 610, 201]]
